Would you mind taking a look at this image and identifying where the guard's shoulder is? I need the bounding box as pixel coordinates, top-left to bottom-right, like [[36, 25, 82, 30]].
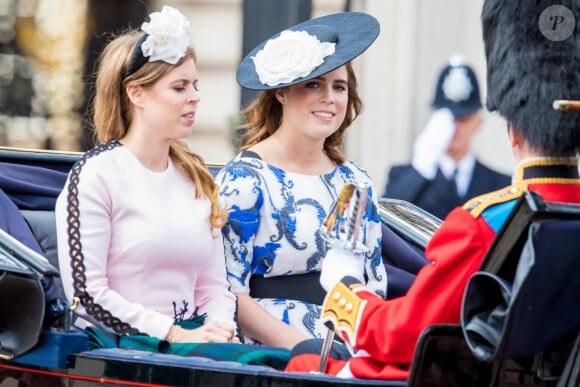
[[462, 185, 522, 218]]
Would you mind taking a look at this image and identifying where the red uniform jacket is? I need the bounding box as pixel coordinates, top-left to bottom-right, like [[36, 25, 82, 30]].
[[287, 159, 580, 380]]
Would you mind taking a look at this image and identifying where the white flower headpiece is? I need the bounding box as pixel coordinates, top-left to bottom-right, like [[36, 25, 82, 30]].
[[252, 30, 336, 87], [127, 6, 190, 76], [141, 6, 190, 64]]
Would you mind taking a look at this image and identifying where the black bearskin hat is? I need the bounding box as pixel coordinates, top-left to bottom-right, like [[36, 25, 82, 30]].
[[482, 0, 580, 156]]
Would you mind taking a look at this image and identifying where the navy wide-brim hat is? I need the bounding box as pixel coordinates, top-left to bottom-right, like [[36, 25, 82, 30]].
[[236, 12, 380, 90]]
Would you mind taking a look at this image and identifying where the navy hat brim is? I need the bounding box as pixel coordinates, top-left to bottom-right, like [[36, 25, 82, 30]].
[[236, 12, 380, 90]]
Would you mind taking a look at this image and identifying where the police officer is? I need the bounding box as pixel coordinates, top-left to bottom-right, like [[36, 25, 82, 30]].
[[383, 56, 511, 220]]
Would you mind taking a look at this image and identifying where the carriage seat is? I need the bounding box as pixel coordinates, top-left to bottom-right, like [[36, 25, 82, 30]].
[[20, 210, 59, 271]]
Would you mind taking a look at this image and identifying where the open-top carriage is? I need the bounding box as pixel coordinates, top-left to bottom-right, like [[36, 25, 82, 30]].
[[0, 146, 578, 386]]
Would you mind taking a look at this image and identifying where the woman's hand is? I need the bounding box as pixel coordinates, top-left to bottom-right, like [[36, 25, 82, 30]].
[[166, 321, 239, 343]]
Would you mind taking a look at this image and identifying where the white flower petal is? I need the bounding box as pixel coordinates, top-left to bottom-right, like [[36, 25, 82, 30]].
[[253, 30, 336, 87], [139, 6, 190, 65]]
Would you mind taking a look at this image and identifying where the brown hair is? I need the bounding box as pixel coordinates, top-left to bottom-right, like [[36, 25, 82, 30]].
[[92, 30, 227, 229], [239, 63, 363, 165]]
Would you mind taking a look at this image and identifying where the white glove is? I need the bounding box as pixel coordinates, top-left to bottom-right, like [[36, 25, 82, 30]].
[[320, 248, 365, 292], [411, 108, 456, 179]]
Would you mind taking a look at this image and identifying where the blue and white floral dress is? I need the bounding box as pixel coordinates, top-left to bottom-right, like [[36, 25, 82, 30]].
[[216, 152, 387, 343]]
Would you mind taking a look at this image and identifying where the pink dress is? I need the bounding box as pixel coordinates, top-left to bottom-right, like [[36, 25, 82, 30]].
[[56, 142, 236, 339]]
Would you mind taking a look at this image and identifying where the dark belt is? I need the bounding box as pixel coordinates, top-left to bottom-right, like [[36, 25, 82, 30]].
[[249, 272, 326, 305]]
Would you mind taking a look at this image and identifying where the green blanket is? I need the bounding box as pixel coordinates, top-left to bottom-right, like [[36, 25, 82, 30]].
[[83, 324, 290, 370]]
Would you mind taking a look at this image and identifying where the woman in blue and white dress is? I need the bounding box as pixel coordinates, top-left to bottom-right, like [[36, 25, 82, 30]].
[[216, 12, 387, 349]]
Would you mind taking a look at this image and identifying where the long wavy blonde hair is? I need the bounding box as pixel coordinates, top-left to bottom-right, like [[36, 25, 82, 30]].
[[239, 63, 363, 164], [91, 30, 228, 229]]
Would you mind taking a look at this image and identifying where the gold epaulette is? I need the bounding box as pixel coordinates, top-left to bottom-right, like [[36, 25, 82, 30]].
[[462, 185, 522, 218]]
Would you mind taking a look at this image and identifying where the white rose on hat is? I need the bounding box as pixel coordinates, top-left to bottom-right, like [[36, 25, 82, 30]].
[[252, 30, 335, 87]]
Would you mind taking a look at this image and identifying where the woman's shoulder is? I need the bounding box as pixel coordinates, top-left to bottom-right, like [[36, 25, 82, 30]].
[[335, 160, 373, 181], [217, 151, 268, 178], [76, 141, 125, 169], [56, 142, 124, 207], [71, 141, 126, 174]]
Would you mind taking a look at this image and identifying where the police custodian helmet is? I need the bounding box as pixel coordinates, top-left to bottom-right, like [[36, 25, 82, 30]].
[[431, 55, 482, 118]]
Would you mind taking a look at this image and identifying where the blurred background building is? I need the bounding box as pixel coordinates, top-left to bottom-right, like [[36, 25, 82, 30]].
[[0, 0, 514, 193]]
